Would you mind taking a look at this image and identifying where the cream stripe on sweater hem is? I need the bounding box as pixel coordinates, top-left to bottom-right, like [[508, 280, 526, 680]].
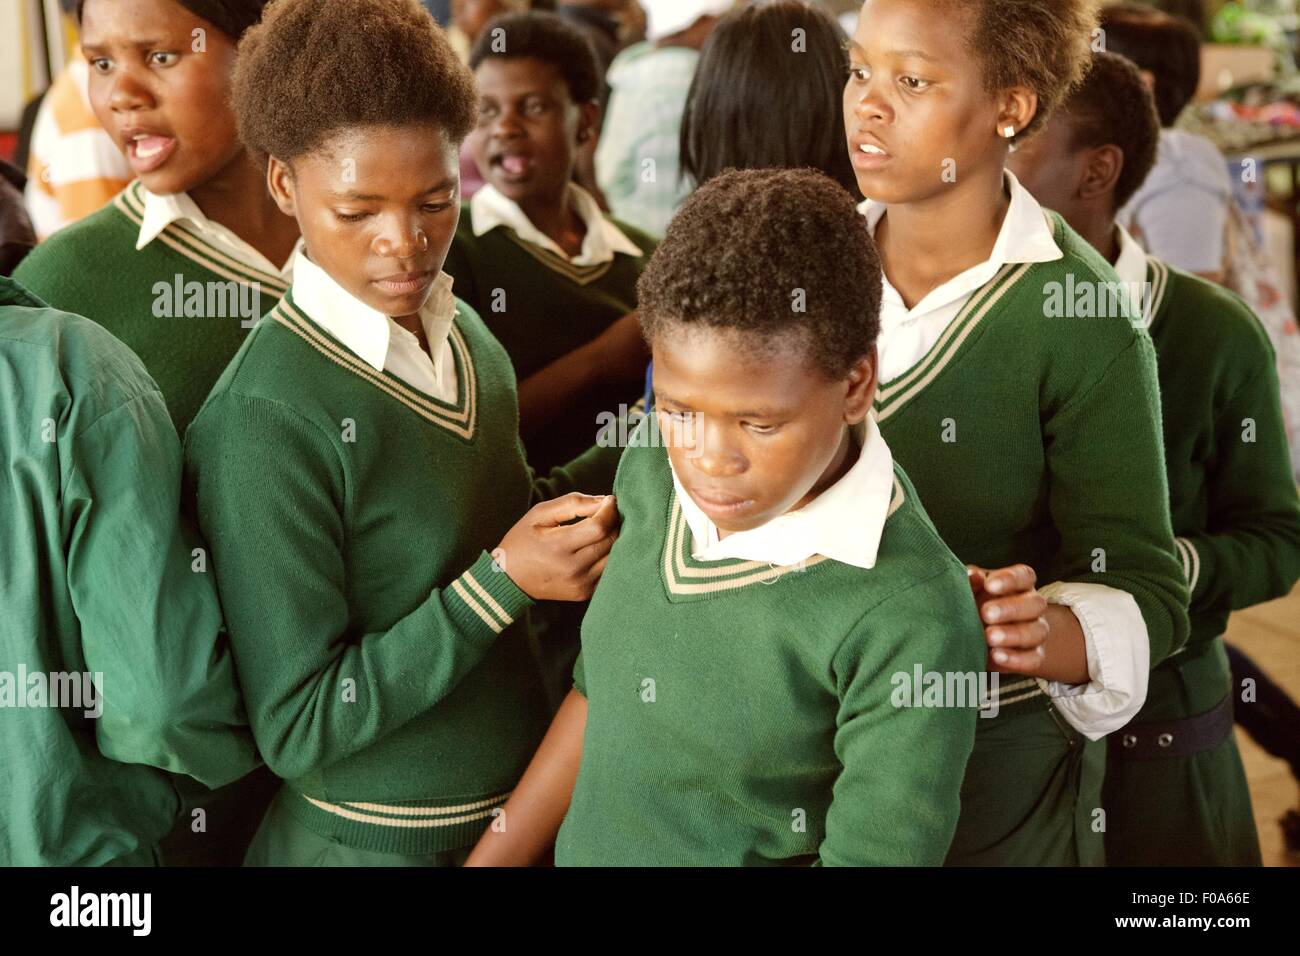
[[302, 792, 510, 828]]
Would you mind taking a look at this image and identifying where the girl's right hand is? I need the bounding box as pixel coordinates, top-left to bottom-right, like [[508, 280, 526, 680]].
[[494, 493, 620, 602]]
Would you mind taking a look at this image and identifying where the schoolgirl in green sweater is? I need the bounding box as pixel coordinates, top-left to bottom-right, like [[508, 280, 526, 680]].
[[13, 0, 299, 436], [185, 0, 620, 866], [445, 11, 655, 474], [842, 0, 1189, 865], [467, 169, 988, 867], [1009, 51, 1300, 866]]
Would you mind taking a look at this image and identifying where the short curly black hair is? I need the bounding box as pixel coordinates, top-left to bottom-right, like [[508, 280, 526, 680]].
[[936, 0, 1101, 141], [468, 11, 601, 104], [1099, 3, 1201, 127], [637, 168, 882, 381], [232, 0, 476, 165], [1061, 52, 1160, 211]]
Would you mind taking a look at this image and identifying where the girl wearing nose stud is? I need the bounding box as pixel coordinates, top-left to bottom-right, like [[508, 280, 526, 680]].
[[14, 0, 299, 437], [184, 0, 622, 867], [842, 0, 1189, 865]]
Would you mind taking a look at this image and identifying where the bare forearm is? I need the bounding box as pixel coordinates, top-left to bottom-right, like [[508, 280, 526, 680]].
[[517, 312, 648, 436], [517, 347, 601, 436], [464, 689, 588, 866]]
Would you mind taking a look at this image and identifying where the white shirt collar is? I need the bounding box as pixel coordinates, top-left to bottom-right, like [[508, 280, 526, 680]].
[[859, 170, 1062, 318], [470, 183, 643, 266], [135, 184, 293, 277], [289, 244, 458, 382], [671, 416, 897, 570], [1112, 224, 1151, 321]]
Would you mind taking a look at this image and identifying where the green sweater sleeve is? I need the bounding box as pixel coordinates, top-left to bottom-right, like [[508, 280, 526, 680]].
[[530, 440, 624, 501], [1042, 333, 1190, 666], [64, 391, 259, 790], [1178, 354, 1300, 615], [184, 392, 534, 782], [820, 565, 984, 866]]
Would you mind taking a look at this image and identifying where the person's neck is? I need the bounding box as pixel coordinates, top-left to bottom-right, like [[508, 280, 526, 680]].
[[875, 163, 1009, 309], [188, 152, 300, 268], [392, 310, 429, 354], [519, 185, 586, 257], [1071, 204, 1120, 265]]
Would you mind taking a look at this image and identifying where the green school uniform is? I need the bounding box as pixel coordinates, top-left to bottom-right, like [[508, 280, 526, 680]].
[[13, 179, 290, 865], [0, 276, 257, 865], [441, 202, 655, 472], [874, 213, 1190, 866], [12, 180, 288, 435], [1103, 258, 1300, 866], [554, 415, 987, 866], [184, 291, 619, 863], [442, 196, 653, 706]]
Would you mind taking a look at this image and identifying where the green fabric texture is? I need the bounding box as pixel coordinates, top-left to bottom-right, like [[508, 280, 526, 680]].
[[874, 213, 1190, 864], [0, 275, 257, 865], [184, 290, 616, 856], [243, 787, 473, 867], [13, 181, 288, 435], [945, 700, 1107, 866], [555, 415, 987, 866], [1103, 260, 1299, 867], [442, 207, 655, 472], [1142, 260, 1300, 660]]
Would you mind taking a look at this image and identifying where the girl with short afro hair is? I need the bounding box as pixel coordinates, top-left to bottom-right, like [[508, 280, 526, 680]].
[[188, 0, 623, 867]]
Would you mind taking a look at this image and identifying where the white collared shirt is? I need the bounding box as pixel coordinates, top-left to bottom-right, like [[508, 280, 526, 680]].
[[1112, 224, 1151, 320], [290, 245, 460, 403], [671, 417, 895, 570], [135, 185, 294, 279], [861, 171, 1148, 739], [470, 183, 644, 267], [860, 170, 1063, 384]]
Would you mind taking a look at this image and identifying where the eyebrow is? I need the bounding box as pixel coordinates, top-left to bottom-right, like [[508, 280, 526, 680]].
[[656, 393, 788, 419], [848, 41, 939, 64], [888, 47, 939, 63], [333, 177, 457, 201], [81, 39, 166, 51]]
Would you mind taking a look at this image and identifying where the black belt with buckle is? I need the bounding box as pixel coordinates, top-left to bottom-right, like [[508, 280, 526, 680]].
[[1111, 695, 1234, 761]]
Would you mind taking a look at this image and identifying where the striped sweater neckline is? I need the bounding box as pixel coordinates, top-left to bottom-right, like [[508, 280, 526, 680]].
[[268, 292, 480, 441], [113, 181, 290, 296]]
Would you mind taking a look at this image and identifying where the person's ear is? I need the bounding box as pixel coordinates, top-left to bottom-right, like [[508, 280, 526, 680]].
[[576, 100, 600, 145], [843, 347, 878, 425], [266, 156, 296, 218], [1078, 143, 1124, 206], [996, 86, 1038, 144]]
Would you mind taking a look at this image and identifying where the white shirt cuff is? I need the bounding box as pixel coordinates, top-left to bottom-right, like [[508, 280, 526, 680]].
[[1034, 581, 1150, 741]]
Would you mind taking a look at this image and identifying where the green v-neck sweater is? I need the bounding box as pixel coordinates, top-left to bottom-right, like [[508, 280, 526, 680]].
[[183, 291, 618, 854], [555, 416, 988, 866], [1138, 258, 1300, 716], [874, 212, 1190, 720], [13, 181, 288, 435]]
